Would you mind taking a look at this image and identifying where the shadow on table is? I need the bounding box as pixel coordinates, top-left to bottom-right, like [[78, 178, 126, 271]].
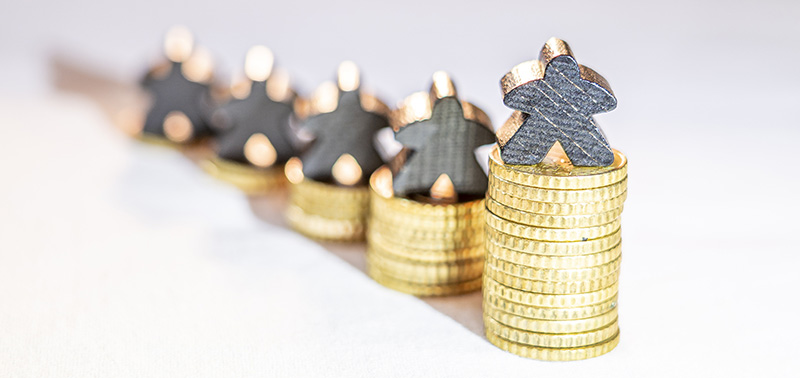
[[247, 193, 485, 336]]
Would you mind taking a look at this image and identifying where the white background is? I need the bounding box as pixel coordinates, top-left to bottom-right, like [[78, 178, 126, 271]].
[[1, 0, 799, 376]]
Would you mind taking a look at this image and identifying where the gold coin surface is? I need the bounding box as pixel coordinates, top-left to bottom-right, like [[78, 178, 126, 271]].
[[483, 276, 618, 308], [485, 328, 620, 361], [486, 254, 622, 281], [486, 227, 622, 256], [370, 203, 485, 231], [367, 247, 484, 284], [484, 292, 618, 321], [488, 187, 627, 216], [486, 197, 622, 229], [484, 304, 618, 334], [291, 177, 370, 202], [290, 194, 367, 220], [370, 218, 483, 241], [486, 212, 620, 242], [489, 174, 627, 204], [368, 229, 484, 263], [486, 239, 622, 269], [485, 316, 619, 348], [201, 158, 285, 193], [488, 145, 627, 190], [369, 221, 483, 250], [368, 263, 482, 296], [286, 204, 365, 241], [484, 264, 619, 294]]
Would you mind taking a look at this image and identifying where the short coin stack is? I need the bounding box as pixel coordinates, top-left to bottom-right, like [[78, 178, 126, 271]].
[[285, 158, 370, 241], [201, 158, 285, 194], [483, 145, 628, 361], [366, 167, 485, 296]]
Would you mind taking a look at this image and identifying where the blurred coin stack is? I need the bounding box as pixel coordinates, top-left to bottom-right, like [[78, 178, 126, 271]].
[[367, 167, 485, 296], [483, 145, 627, 360], [285, 157, 370, 241], [202, 45, 300, 193], [285, 62, 389, 241]]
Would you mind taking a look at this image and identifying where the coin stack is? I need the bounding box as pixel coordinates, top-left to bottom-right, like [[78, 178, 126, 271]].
[[201, 158, 285, 193], [285, 157, 370, 241], [483, 145, 628, 361], [366, 167, 485, 296]]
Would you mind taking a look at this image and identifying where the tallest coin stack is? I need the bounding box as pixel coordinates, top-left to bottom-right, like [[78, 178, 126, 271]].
[[483, 146, 627, 360]]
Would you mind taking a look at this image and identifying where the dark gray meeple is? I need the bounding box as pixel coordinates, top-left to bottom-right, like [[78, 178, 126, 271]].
[[141, 62, 215, 140], [300, 91, 388, 185], [393, 97, 495, 197], [499, 38, 617, 167], [214, 81, 297, 165]]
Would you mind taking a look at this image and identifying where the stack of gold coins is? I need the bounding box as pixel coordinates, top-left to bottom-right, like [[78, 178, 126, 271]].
[[366, 167, 485, 296], [284, 157, 369, 241], [483, 145, 628, 361]]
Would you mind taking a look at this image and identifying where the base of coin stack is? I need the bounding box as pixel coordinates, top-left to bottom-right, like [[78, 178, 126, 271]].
[[136, 133, 188, 149], [200, 157, 285, 193], [482, 145, 627, 361], [365, 167, 484, 296], [284, 158, 369, 241]]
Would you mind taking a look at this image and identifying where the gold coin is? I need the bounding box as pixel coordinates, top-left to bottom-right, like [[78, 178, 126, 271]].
[[201, 157, 285, 193], [369, 221, 483, 250], [483, 276, 618, 308], [290, 195, 368, 220], [486, 212, 620, 242], [370, 195, 485, 220], [485, 328, 620, 361], [290, 178, 370, 202], [486, 227, 622, 256], [484, 264, 619, 294], [486, 254, 622, 281], [489, 174, 627, 205], [485, 316, 619, 348], [486, 239, 622, 269], [291, 189, 369, 207], [367, 248, 483, 284], [370, 204, 485, 231], [370, 218, 483, 240], [372, 234, 482, 251], [286, 204, 365, 241], [367, 229, 484, 263], [368, 263, 482, 296], [484, 303, 618, 334], [486, 197, 622, 229], [488, 145, 627, 190], [484, 291, 618, 320], [488, 187, 627, 217]]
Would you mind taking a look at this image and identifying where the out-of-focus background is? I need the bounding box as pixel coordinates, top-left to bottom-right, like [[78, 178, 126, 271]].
[[1, 1, 799, 377]]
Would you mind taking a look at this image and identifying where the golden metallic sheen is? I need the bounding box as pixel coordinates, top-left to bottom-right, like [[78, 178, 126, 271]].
[[483, 145, 628, 360]]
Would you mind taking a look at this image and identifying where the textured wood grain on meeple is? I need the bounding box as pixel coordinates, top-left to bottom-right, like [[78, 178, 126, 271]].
[[214, 80, 297, 165], [498, 38, 617, 167], [141, 62, 215, 141], [300, 91, 388, 185], [393, 95, 495, 197]]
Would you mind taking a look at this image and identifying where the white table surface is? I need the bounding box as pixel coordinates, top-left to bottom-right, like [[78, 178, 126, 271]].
[[2, 0, 799, 376]]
